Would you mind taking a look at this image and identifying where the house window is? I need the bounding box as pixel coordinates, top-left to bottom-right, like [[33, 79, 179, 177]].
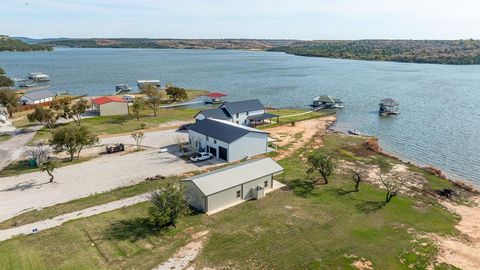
[[246, 111, 249, 116], [236, 190, 241, 198], [264, 181, 268, 187], [236, 113, 239, 118], [214, 139, 217, 144]]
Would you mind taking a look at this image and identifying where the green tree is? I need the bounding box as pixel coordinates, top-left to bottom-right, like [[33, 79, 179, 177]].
[[40, 159, 60, 183], [50, 126, 98, 161], [0, 67, 5, 75], [131, 97, 144, 121], [51, 98, 88, 126], [141, 84, 163, 116], [27, 107, 57, 131], [149, 182, 189, 229], [0, 76, 14, 88], [307, 151, 335, 184], [165, 85, 187, 102], [0, 89, 19, 117]]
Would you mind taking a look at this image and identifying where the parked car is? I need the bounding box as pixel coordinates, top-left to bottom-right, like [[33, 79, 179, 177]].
[[106, 143, 125, 154], [177, 123, 191, 131], [190, 152, 213, 163]]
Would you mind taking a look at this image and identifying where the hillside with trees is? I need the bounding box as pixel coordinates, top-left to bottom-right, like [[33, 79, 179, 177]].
[[269, 40, 480, 65], [0, 36, 53, 52], [41, 38, 297, 50]]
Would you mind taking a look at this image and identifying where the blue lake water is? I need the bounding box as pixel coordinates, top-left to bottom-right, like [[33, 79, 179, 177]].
[[1, 48, 480, 184]]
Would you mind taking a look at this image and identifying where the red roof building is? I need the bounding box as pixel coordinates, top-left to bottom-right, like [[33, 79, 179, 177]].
[[91, 96, 126, 105], [205, 92, 227, 104], [91, 96, 129, 116], [206, 92, 227, 98]]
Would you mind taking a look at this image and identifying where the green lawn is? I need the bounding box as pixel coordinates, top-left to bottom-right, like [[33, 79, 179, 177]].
[[0, 133, 461, 270], [0, 133, 12, 142], [28, 107, 203, 145], [259, 108, 336, 129]]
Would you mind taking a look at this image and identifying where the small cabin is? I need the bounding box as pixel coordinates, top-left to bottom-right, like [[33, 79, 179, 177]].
[[379, 98, 400, 116]]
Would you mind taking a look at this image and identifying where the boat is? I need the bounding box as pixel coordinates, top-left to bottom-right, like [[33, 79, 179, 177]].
[[137, 80, 161, 89], [114, 84, 132, 95], [28, 72, 50, 82], [348, 129, 361, 136], [18, 83, 38, 88], [312, 95, 343, 108], [379, 98, 400, 116]]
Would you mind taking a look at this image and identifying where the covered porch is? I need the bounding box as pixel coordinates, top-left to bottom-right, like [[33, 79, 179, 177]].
[[248, 113, 279, 127]]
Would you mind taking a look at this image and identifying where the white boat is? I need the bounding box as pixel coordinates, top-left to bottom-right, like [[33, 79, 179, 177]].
[[348, 129, 361, 136]]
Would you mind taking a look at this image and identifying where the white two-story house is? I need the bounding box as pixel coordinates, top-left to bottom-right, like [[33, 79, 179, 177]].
[[194, 99, 278, 127]]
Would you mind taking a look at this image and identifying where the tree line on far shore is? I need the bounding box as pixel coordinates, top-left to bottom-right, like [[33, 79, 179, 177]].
[[270, 39, 480, 65]]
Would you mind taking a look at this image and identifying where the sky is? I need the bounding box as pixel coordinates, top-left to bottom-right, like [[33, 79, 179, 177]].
[[1, 0, 480, 40]]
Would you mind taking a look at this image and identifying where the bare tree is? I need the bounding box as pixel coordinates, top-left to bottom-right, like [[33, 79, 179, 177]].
[[24, 144, 51, 167], [351, 163, 367, 192], [131, 132, 144, 149], [378, 173, 400, 204]]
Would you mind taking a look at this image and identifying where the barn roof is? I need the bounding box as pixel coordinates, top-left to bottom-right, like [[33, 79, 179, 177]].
[[220, 99, 264, 114], [184, 158, 284, 196], [21, 90, 56, 101], [188, 118, 268, 143], [91, 96, 126, 105], [195, 107, 232, 120]]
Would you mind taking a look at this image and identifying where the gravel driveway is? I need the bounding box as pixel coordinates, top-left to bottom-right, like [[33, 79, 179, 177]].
[[0, 125, 43, 171], [0, 148, 216, 222]]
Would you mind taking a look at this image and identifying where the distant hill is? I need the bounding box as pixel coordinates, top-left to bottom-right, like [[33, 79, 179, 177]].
[[269, 40, 480, 65], [40, 38, 298, 50], [14, 37, 72, 44], [0, 36, 53, 51]]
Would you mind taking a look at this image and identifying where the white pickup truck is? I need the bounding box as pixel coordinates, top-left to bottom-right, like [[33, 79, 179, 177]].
[[190, 152, 213, 163]]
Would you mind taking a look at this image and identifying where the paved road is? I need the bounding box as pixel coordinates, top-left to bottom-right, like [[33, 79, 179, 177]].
[[0, 193, 150, 241], [0, 125, 43, 171]]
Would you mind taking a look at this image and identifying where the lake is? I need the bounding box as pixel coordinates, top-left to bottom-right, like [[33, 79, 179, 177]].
[[1, 48, 480, 184]]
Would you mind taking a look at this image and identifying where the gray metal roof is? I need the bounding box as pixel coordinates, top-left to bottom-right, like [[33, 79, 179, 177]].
[[188, 118, 268, 143], [313, 95, 342, 104], [221, 99, 264, 114], [184, 158, 284, 196], [196, 108, 232, 120], [247, 113, 279, 121], [22, 90, 56, 101]]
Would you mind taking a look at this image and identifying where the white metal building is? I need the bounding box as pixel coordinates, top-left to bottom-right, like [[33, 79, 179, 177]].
[[188, 118, 269, 162], [20, 90, 56, 105], [194, 99, 278, 127], [183, 158, 284, 214]]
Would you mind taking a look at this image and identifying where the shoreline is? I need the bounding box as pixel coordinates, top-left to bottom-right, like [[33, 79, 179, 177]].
[[327, 123, 480, 192]]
